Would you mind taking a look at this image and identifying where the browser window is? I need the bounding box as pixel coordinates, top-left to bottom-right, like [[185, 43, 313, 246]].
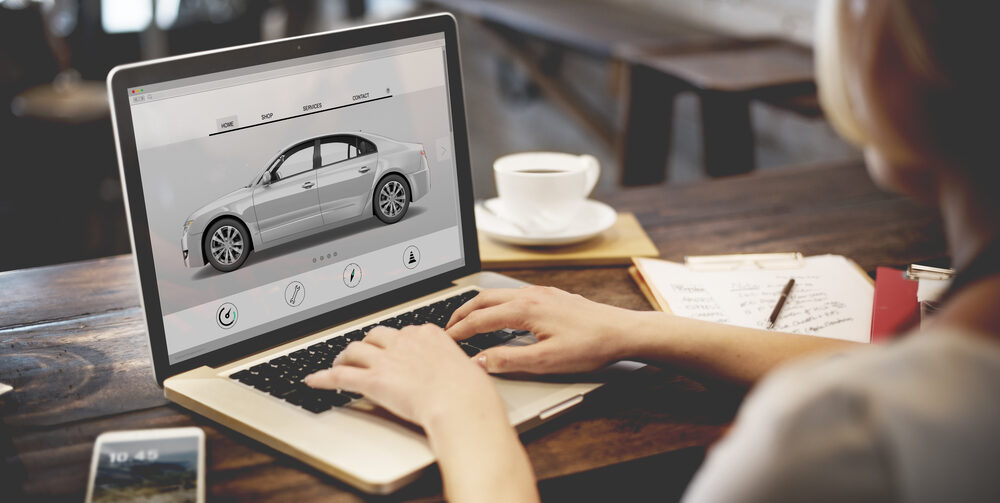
[[126, 33, 466, 364]]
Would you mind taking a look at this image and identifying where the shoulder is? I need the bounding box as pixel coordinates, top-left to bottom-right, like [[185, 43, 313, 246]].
[[683, 328, 1000, 503]]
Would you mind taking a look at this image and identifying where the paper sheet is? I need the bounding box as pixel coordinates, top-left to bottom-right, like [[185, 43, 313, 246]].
[[635, 255, 873, 342]]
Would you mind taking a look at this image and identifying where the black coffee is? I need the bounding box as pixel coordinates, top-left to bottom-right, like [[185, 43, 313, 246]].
[[516, 169, 566, 174]]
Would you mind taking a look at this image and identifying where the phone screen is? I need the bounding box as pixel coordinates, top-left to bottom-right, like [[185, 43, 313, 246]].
[[91, 435, 200, 503]]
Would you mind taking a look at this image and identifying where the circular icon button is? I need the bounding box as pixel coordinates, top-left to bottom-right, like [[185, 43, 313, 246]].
[[343, 263, 362, 288], [216, 303, 238, 329], [403, 245, 420, 269], [285, 281, 305, 307]]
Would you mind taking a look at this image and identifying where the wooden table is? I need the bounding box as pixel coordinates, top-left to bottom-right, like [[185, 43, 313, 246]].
[[0, 161, 946, 501]]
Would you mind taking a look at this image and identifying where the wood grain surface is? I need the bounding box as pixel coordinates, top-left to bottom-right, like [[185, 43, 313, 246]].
[[0, 160, 945, 501]]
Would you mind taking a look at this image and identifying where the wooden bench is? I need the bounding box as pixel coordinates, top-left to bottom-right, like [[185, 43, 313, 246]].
[[421, 0, 732, 151], [422, 1, 819, 186], [619, 39, 817, 185]]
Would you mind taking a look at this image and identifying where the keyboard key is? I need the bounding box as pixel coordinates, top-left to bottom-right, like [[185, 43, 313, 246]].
[[230, 369, 250, 380], [270, 384, 299, 399], [464, 330, 514, 350], [238, 373, 262, 387], [300, 399, 333, 413], [325, 391, 352, 407], [379, 317, 404, 329], [459, 343, 480, 357]]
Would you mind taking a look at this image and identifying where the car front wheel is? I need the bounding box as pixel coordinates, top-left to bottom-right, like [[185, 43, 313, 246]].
[[204, 217, 251, 272], [373, 174, 410, 224]]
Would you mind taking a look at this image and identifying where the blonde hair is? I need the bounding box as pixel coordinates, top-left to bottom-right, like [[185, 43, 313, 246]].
[[815, 0, 997, 167], [815, 0, 867, 147]]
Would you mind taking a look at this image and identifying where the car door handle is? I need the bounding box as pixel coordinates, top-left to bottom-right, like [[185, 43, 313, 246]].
[[301, 181, 315, 189], [358, 166, 370, 173]]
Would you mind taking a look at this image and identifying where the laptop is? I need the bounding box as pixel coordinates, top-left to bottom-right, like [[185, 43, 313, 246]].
[[107, 13, 638, 494]]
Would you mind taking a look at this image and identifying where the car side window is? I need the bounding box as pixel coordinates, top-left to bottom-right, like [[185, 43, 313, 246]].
[[320, 138, 352, 167], [275, 144, 313, 181], [357, 139, 377, 156]]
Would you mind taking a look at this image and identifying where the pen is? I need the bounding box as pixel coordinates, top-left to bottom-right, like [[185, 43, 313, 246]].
[[767, 278, 795, 329]]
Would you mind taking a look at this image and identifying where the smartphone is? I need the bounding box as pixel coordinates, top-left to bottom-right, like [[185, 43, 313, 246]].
[[85, 427, 205, 503]]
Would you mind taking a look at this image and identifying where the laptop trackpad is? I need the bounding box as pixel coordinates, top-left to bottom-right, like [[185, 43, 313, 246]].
[[488, 337, 642, 425]]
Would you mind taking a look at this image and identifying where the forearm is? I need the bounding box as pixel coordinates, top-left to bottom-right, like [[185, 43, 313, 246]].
[[424, 399, 539, 503], [622, 311, 860, 386]]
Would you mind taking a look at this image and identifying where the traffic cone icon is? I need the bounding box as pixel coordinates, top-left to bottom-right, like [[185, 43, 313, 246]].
[[408, 251, 417, 264]]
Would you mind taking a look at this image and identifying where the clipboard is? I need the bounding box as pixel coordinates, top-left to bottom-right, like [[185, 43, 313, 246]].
[[871, 264, 953, 341], [629, 252, 875, 343]]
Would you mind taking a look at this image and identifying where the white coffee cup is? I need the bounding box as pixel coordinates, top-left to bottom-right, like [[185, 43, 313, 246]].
[[493, 152, 600, 234]]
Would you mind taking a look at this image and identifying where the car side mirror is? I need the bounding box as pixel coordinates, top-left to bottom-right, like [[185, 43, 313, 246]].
[[263, 168, 280, 186]]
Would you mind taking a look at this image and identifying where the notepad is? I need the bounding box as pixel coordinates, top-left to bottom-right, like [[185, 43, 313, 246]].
[[632, 254, 874, 343]]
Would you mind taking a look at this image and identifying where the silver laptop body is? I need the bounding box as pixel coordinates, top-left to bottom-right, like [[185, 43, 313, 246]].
[[108, 13, 638, 494]]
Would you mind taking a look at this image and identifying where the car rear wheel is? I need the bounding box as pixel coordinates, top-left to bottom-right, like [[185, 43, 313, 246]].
[[204, 218, 251, 272], [373, 174, 410, 224]]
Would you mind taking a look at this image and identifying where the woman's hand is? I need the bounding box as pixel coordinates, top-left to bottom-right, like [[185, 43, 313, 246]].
[[304, 324, 501, 427], [446, 286, 642, 374], [304, 324, 539, 503]]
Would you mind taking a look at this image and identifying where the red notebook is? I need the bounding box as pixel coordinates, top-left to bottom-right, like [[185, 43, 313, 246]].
[[871, 267, 919, 342]]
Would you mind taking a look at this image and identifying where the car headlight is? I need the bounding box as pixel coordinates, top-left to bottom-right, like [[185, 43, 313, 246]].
[[183, 220, 194, 232]]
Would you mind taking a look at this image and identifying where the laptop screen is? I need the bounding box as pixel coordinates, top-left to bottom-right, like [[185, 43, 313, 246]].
[[124, 33, 467, 364]]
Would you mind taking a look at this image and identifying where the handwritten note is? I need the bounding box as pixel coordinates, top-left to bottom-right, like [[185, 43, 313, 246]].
[[635, 255, 873, 342]]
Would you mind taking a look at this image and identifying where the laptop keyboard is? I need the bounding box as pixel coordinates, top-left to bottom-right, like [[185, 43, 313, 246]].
[[228, 290, 527, 413]]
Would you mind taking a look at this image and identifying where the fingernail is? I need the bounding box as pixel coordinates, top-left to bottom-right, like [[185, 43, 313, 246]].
[[475, 354, 487, 370]]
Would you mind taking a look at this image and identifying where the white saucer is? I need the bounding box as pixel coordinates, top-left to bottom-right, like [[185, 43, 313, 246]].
[[475, 198, 617, 246]]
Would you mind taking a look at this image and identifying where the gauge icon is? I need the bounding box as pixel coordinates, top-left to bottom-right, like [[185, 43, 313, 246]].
[[343, 263, 362, 288], [216, 303, 238, 329]]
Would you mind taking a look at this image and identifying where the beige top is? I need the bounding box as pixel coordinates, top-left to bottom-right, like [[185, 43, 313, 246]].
[[682, 328, 1000, 503]]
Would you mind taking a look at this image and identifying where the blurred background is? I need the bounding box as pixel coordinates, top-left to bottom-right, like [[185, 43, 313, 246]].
[[0, 0, 859, 272]]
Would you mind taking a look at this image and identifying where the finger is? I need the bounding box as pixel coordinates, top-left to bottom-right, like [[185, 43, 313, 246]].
[[398, 323, 441, 337], [304, 365, 370, 392], [363, 326, 397, 348], [333, 341, 382, 368], [474, 343, 551, 374], [446, 288, 523, 329], [447, 302, 528, 341]]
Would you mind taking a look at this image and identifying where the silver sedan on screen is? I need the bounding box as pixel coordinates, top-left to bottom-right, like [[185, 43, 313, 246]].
[[181, 132, 430, 272]]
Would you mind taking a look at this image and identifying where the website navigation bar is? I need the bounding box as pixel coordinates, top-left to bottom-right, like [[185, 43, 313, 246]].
[[208, 95, 392, 137], [129, 43, 446, 150]]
